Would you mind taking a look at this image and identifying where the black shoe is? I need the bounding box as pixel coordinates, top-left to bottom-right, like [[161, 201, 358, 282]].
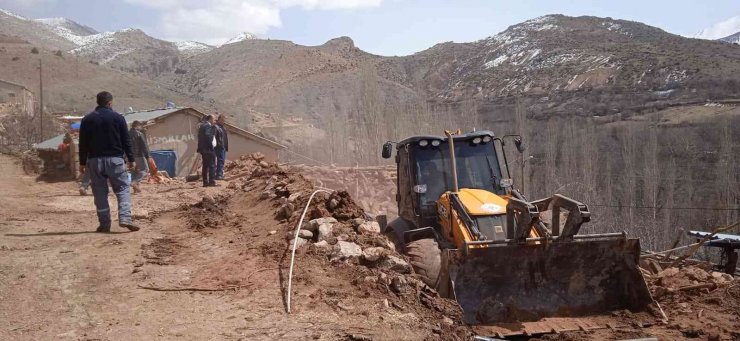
[[215, 177, 225, 180], [96, 226, 111, 233], [119, 221, 141, 232]]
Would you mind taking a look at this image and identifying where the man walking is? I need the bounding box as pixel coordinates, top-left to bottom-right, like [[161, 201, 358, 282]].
[[197, 115, 218, 187], [214, 114, 229, 180], [78, 91, 140, 232], [129, 120, 150, 194]]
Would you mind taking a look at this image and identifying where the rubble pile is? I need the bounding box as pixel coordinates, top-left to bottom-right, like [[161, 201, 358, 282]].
[[639, 259, 740, 340], [181, 153, 470, 338], [290, 165, 397, 217]]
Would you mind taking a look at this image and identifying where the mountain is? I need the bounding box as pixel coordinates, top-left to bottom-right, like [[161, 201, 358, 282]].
[[0, 9, 191, 77], [695, 15, 740, 40], [222, 32, 258, 46], [175, 41, 214, 58], [160, 15, 740, 122], [35, 17, 97, 37], [0, 9, 76, 50], [68, 28, 181, 76], [157, 35, 416, 123], [719, 31, 740, 44], [0, 37, 215, 114]]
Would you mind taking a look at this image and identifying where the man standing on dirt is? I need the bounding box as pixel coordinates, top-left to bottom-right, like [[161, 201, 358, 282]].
[[78, 91, 140, 232], [214, 114, 229, 180], [129, 120, 150, 194], [197, 115, 218, 187]]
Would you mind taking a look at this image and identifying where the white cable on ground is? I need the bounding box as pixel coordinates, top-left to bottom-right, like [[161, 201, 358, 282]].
[[286, 188, 332, 314]]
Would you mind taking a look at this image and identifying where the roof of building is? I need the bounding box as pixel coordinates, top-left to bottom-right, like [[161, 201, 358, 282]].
[[122, 107, 181, 123], [35, 134, 65, 151], [0, 79, 32, 92], [34, 107, 285, 151]]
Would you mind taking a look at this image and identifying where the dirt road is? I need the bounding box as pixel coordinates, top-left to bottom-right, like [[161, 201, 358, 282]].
[[0, 155, 440, 340]]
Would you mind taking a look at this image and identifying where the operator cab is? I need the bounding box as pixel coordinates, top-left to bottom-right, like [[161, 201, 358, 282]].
[[382, 131, 518, 233]]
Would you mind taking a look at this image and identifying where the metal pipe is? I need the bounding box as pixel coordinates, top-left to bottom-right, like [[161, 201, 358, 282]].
[[444, 130, 459, 193]]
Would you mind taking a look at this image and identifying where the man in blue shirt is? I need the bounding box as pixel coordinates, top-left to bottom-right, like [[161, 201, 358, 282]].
[[78, 91, 140, 232]]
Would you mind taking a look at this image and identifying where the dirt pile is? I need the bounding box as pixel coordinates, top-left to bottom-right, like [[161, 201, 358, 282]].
[[290, 165, 397, 218], [180, 153, 472, 339], [642, 264, 740, 340]]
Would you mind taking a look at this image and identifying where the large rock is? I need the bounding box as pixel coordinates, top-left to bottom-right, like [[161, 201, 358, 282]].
[[290, 237, 309, 251], [357, 221, 381, 235], [313, 240, 331, 250], [317, 223, 334, 242], [362, 247, 387, 262], [306, 217, 338, 232], [379, 255, 412, 274], [285, 230, 313, 240], [330, 241, 362, 261], [288, 192, 303, 203]]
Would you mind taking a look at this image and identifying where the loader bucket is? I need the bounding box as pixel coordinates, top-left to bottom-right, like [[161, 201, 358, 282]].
[[449, 237, 653, 325]]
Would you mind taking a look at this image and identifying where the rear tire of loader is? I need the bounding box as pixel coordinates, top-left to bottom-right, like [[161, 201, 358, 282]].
[[406, 238, 441, 289]]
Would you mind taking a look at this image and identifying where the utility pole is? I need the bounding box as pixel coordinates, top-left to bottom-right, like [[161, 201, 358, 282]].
[[38, 57, 44, 141]]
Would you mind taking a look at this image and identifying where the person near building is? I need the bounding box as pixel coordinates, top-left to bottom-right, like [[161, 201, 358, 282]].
[[197, 115, 218, 187], [129, 120, 150, 194], [78, 91, 140, 232], [214, 114, 229, 180]]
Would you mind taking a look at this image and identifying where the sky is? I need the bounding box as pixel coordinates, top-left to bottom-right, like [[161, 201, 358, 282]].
[[1, 0, 738, 56]]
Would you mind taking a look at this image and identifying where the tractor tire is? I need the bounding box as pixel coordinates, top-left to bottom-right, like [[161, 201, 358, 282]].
[[406, 238, 442, 288]]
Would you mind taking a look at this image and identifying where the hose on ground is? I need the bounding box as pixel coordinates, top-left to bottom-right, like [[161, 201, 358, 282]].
[[286, 189, 332, 314]]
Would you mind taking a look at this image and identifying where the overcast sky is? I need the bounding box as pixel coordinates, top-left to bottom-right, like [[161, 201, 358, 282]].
[[1, 0, 738, 56]]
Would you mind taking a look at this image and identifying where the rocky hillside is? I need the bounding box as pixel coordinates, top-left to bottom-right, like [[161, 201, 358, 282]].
[[720, 31, 740, 44], [381, 15, 740, 113], [158, 36, 420, 121], [160, 15, 740, 122], [0, 36, 223, 114], [0, 9, 209, 77], [35, 17, 97, 37]]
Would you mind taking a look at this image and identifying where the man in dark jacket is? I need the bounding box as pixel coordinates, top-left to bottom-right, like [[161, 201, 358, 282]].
[[129, 120, 150, 194], [214, 114, 229, 180], [197, 115, 218, 187], [79, 91, 140, 232]]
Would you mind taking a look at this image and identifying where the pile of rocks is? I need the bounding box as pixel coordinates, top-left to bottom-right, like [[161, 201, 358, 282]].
[[649, 265, 736, 299], [285, 216, 410, 272], [291, 165, 397, 217]]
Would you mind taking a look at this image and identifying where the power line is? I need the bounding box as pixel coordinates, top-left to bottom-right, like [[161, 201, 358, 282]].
[[590, 204, 740, 211]]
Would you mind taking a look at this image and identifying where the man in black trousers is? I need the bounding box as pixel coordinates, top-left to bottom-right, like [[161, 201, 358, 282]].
[[197, 115, 218, 187]]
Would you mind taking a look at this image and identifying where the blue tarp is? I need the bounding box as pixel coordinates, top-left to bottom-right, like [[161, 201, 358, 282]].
[[150, 150, 177, 178]]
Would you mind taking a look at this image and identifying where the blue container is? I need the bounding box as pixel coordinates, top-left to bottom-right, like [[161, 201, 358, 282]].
[[150, 150, 177, 178]]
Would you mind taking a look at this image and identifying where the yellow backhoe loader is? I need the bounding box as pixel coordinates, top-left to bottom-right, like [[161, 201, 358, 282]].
[[380, 130, 653, 337]]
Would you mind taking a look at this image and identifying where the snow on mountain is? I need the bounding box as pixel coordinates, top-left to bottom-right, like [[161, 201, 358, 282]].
[[35, 17, 97, 36], [175, 41, 214, 57], [222, 32, 258, 46], [695, 16, 740, 40], [0, 9, 26, 20], [719, 31, 740, 44]]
